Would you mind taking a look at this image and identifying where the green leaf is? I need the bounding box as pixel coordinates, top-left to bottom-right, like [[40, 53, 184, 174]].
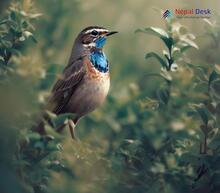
[[180, 45, 192, 53], [160, 70, 172, 82], [10, 11, 16, 21], [2, 33, 14, 41], [180, 35, 199, 49], [172, 47, 181, 59], [144, 27, 169, 38], [28, 13, 43, 19], [203, 18, 214, 27], [145, 52, 168, 69], [136, 27, 172, 50], [0, 19, 8, 26], [34, 141, 44, 149], [0, 56, 4, 62], [22, 31, 37, 43], [21, 21, 28, 28], [27, 132, 41, 141], [209, 70, 219, 86], [30, 35, 38, 43], [44, 125, 60, 139]]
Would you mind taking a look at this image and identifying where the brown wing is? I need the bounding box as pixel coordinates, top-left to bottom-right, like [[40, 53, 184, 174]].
[[46, 57, 86, 114]]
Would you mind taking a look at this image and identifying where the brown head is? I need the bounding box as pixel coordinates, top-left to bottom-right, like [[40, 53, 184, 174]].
[[69, 26, 118, 62]]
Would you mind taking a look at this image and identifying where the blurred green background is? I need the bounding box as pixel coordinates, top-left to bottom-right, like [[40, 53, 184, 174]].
[[0, 0, 220, 193]]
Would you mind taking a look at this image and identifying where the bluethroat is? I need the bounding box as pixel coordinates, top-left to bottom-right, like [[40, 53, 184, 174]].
[[34, 26, 118, 138]]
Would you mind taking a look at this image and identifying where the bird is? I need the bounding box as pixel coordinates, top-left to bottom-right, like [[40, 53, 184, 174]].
[[34, 26, 118, 139]]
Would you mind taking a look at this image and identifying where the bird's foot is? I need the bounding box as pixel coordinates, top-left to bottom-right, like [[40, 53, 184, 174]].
[[67, 119, 78, 140]]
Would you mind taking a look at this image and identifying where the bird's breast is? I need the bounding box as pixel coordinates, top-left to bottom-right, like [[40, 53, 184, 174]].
[[66, 59, 110, 116], [85, 67, 110, 104], [86, 57, 110, 80]]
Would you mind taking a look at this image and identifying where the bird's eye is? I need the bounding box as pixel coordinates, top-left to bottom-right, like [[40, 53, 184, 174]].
[[91, 30, 98, 36]]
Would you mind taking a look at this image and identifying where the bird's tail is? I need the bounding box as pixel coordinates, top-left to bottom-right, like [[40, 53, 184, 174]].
[[32, 110, 51, 135], [32, 118, 46, 135]]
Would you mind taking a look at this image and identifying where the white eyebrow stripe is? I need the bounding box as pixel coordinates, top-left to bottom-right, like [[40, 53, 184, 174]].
[[85, 29, 108, 34]]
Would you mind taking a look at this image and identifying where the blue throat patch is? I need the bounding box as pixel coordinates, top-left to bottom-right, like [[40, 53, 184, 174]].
[[90, 51, 109, 73], [89, 37, 109, 73], [95, 37, 107, 49]]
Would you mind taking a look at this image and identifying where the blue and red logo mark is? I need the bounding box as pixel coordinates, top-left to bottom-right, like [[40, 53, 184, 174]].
[[163, 9, 211, 19], [163, 10, 172, 18]]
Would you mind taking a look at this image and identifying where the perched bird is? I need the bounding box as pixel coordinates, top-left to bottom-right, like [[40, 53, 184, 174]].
[[34, 26, 118, 138]]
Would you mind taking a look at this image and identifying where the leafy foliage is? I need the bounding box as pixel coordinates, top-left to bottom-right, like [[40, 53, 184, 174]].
[[136, 18, 198, 71], [0, 2, 220, 193], [0, 1, 73, 193]]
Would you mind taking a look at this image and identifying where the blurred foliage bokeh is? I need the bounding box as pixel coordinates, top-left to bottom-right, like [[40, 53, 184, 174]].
[[0, 0, 220, 193]]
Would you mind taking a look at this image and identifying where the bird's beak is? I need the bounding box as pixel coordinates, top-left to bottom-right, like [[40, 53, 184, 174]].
[[106, 31, 118, 37]]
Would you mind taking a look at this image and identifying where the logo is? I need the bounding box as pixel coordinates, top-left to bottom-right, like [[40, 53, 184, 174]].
[[175, 8, 211, 18], [162, 8, 211, 19], [163, 10, 172, 19]]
